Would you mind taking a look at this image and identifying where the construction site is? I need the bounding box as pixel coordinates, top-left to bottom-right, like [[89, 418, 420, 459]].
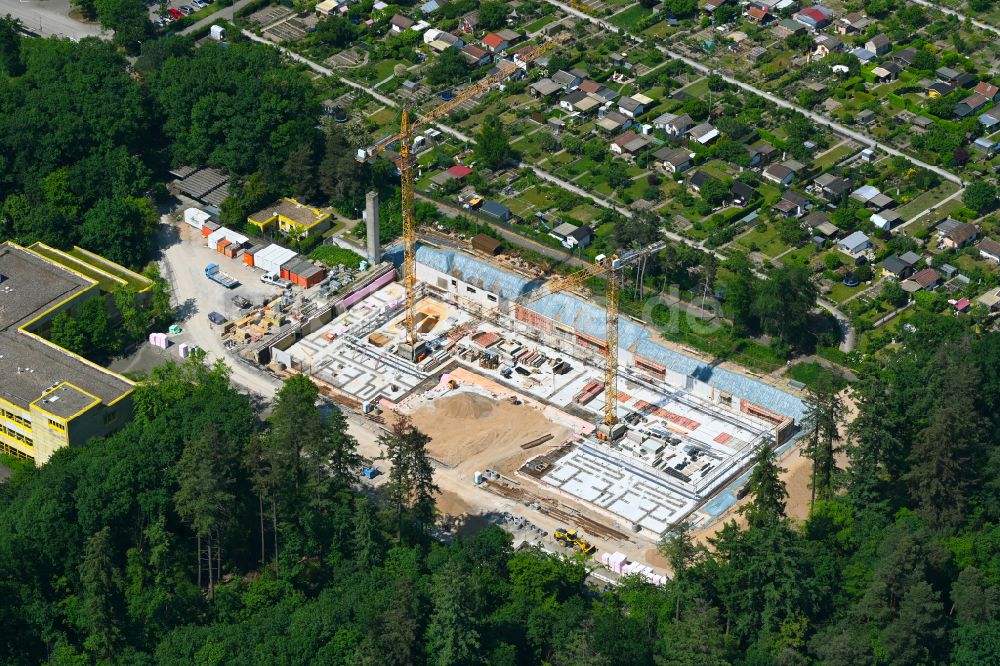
[[227, 34, 805, 572], [263, 238, 804, 564]]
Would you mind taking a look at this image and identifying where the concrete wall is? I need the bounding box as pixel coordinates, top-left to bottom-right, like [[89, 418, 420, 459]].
[[416, 262, 502, 310]]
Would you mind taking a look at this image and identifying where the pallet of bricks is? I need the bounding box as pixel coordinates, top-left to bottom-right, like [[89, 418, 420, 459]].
[[575, 380, 603, 405]]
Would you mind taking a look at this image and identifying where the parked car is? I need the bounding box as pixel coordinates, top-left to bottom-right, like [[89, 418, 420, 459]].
[[232, 295, 252, 309], [191, 0, 209, 7], [179, 5, 196, 14], [260, 273, 293, 289], [167, 7, 185, 19], [207, 311, 228, 325]]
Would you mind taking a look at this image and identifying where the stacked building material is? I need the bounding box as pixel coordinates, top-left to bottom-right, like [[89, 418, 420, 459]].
[[574, 380, 604, 405], [149, 332, 170, 349], [600, 552, 667, 586]]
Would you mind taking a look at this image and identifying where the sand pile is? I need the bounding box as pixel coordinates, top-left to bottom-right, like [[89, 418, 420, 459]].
[[410, 391, 568, 469]]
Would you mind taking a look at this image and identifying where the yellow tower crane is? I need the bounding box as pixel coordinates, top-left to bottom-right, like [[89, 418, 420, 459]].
[[358, 35, 568, 360], [502, 241, 666, 433]]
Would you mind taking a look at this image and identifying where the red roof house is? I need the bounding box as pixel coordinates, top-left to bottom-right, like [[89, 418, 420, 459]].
[[447, 165, 473, 179]]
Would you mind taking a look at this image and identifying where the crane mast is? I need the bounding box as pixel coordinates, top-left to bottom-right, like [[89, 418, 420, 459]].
[[361, 36, 567, 358]]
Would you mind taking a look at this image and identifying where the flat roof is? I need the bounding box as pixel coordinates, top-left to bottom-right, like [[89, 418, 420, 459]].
[[0, 330, 133, 410], [32, 383, 100, 419], [0, 243, 93, 330], [0, 243, 133, 411]]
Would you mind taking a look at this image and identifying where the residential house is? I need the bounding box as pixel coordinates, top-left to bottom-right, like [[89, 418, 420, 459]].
[[941, 222, 978, 249], [495, 29, 521, 46], [881, 255, 914, 279], [936, 66, 961, 81], [689, 123, 720, 145], [913, 115, 935, 131], [552, 70, 581, 90], [596, 110, 631, 133], [979, 108, 1000, 130], [747, 142, 777, 166], [927, 81, 954, 98], [978, 287, 1000, 312], [610, 131, 652, 158], [746, 6, 772, 23], [900, 251, 922, 268], [809, 216, 840, 239], [459, 10, 479, 33], [871, 66, 896, 84], [609, 53, 632, 71], [865, 34, 891, 55], [978, 237, 1000, 263], [689, 170, 714, 193], [793, 5, 834, 30], [955, 93, 988, 118], [550, 223, 593, 249], [424, 29, 463, 51], [480, 200, 511, 222], [775, 190, 810, 217], [838, 230, 872, 258], [814, 34, 843, 57], [857, 109, 876, 125], [903, 268, 941, 292], [871, 209, 901, 231], [560, 90, 599, 115], [973, 137, 998, 156], [774, 18, 806, 38], [579, 79, 618, 103], [419, 0, 441, 13], [731, 181, 757, 206], [482, 32, 510, 52], [618, 96, 648, 119], [530, 78, 562, 98], [975, 81, 1000, 101], [662, 113, 694, 136], [763, 163, 795, 186], [748, 45, 768, 63], [851, 48, 876, 63], [813, 173, 851, 201], [838, 11, 871, 35], [892, 47, 918, 68], [460, 44, 491, 67], [390, 14, 415, 32], [653, 147, 694, 174]]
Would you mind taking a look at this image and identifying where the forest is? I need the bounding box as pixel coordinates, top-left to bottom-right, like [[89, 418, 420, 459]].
[[0, 312, 997, 665], [0, 22, 374, 269]]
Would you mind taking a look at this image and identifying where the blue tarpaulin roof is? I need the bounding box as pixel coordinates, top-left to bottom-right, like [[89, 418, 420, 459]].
[[394, 244, 806, 420]]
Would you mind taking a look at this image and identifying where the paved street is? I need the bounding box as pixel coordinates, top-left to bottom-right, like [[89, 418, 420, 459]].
[[542, 0, 962, 186]]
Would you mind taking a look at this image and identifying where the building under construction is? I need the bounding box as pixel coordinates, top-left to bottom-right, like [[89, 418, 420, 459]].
[[271, 238, 805, 538]]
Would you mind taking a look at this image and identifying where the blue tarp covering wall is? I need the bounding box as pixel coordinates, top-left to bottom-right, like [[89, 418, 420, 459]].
[[394, 244, 806, 421]]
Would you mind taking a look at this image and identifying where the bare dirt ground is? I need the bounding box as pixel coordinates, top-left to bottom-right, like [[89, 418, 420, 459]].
[[409, 392, 571, 471]]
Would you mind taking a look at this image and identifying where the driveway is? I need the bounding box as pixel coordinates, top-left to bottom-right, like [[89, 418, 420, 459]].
[[4, 0, 106, 40], [155, 217, 280, 399]]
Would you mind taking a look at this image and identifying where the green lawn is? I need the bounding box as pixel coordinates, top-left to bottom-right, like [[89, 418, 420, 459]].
[[609, 5, 653, 31], [894, 181, 961, 220], [731, 224, 790, 257], [787, 361, 849, 390], [678, 77, 709, 99], [828, 280, 865, 304], [522, 15, 557, 32], [309, 245, 364, 269], [811, 144, 855, 171]]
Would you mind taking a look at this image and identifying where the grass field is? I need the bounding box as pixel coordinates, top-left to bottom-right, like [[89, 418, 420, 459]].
[[895, 181, 961, 220], [609, 5, 653, 31], [787, 361, 849, 390], [522, 15, 557, 32], [731, 224, 790, 257], [309, 245, 364, 268], [811, 143, 856, 171]]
